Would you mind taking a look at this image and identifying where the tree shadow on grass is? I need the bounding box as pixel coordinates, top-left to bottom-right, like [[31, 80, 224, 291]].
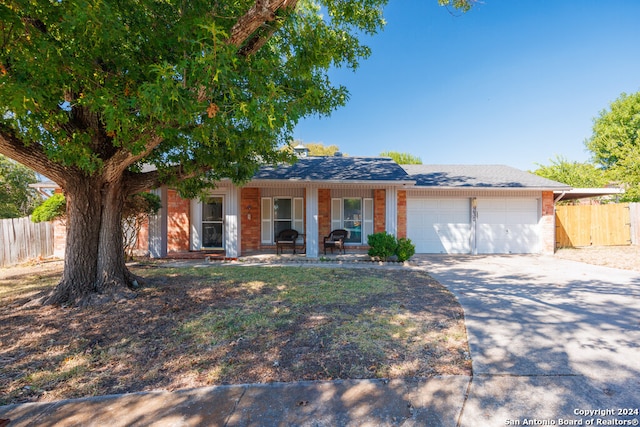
[[0, 265, 471, 414]]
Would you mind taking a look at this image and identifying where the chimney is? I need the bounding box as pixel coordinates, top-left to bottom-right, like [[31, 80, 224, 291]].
[[293, 143, 309, 158]]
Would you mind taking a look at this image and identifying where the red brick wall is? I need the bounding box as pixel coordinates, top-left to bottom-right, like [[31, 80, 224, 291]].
[[374, 189, 386, 233], [397, 190, 407, 238], [540, 191, 555, 254], [240, 188, 261, 254], [167, 189, 190, 252], [318, 189, 331, 250], [136, 218, 149, 252]]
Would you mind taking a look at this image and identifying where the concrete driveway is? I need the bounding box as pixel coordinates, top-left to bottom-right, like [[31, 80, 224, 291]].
[[416, 254, 640, 426]]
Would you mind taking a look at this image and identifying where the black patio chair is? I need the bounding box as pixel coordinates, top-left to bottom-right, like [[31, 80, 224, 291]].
[[323, 229, 348, 255], [275, 229, 299, 254]]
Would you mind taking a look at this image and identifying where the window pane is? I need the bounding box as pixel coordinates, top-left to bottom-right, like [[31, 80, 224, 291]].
[[343, 221, 361, 243], [274, 220, 292, 238], [202, 197, 223, 221], [203, 223, 223, 248], [344, 198, 361, 219], [343, 198, 362, 243], [273, 198, 292, 220]]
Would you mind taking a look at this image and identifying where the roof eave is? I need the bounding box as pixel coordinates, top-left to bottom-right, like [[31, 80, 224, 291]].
[[553, 188, 625, 201], [250, 178, 416, 186], [410, 185, 571, 191]]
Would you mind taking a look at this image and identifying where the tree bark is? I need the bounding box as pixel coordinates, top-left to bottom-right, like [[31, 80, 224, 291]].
[[94, 177, 138, 298], [44, 172, 140, 306], [44, 177, 102, 305], [228, 0, 298, 55]]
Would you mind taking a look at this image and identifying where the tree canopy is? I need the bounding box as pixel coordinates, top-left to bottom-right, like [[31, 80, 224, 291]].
[[379, 151, 422, 164], [0, 0, 474, 305], [0, 154, 39, 218], [533, 155, 610, 188], [585, 91, 640, 201]]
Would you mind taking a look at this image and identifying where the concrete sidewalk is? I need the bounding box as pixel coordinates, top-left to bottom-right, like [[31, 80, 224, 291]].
[[2, 255, 640, 426], [0, 378, 471, 427]]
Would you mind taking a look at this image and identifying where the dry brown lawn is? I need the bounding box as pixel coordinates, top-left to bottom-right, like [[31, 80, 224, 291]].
[[554, 245, 640, 272], [0, 262, 471, 406]]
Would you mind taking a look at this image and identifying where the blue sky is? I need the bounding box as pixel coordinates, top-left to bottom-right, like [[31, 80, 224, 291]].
[[293, 0, 640, 171]]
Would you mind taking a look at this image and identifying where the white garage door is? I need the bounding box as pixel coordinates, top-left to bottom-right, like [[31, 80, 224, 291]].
[[407, 198, 471, 254], [476, 198, 540, 254]]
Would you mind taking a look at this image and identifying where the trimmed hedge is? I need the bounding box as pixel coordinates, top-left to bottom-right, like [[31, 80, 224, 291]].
[[367, 232, 416, 262]]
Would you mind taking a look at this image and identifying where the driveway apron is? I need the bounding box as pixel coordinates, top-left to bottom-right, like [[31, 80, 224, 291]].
[[417, 255, 640, 426]]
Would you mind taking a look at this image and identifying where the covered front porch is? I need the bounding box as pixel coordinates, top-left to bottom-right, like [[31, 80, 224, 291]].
[[147, 181, 407, 260]]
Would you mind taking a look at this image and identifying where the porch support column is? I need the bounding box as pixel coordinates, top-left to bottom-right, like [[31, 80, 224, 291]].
[[305, 186, 319, 258], [471, 197, 478, 255], [385, 187, 398, 236], [190, 199, 202, 251], [149, 186, 168, 258], [226, 187, 240, 258]]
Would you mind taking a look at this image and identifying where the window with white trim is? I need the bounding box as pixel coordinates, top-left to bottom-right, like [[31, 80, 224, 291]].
[[261, 197, 304, 243], [331, 197, 374, 244]]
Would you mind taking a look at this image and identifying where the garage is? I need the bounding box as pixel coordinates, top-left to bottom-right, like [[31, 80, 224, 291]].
[[406, 198, 471, 254], [406, 197, 542, 254], [476, 198, 541, 254], [401, 164, 570, 255]]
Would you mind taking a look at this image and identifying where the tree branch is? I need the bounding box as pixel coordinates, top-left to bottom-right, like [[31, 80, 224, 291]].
[[122, 162, 211, 195], [102, 134, 164, 184], [0, 125, 68, 185], [227, 0, 298, 54], [237, 21, 280, 57]]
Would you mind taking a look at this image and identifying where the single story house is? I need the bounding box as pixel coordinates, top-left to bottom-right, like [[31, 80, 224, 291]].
[[136, 154, 570, 259]]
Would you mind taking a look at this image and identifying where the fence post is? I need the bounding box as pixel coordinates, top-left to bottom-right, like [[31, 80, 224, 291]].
[[631, 203, 640, 245]]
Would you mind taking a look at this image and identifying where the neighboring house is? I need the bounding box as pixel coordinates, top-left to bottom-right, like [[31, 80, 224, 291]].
[[138, 156, 570, 259]]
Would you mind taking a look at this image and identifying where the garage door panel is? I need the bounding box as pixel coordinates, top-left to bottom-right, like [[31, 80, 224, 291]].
[[436, 223, 473, 253], [407, 198, 471, 254], [477, 199, 540, 254]]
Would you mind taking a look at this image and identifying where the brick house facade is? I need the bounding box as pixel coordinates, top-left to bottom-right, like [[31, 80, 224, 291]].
[[52, 158, 570, 259], [138, 160, 568, 258]]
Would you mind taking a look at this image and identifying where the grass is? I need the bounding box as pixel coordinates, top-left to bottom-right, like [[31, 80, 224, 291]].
[[0, 262, 471, 405]]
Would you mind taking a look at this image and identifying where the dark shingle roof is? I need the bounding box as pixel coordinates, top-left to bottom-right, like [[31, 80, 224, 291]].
[[401, 165, 571, 189], [254, 157, 413, 183], [254, 159, 570, 189]]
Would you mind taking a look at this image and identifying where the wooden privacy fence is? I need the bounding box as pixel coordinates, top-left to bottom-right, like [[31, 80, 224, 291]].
[[556, 203, 635, 248], [0, 216, 54, 267]]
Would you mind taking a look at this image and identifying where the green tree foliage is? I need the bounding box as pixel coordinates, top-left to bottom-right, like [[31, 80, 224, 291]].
[[305, 142, 342, 156], [0, 0, 472, 305], [0, 154, 39, 218], [585, 92, 640, 201], [31, 193, 66, 223], [379, 151, 422, 164], [533, 156, 610, 188]]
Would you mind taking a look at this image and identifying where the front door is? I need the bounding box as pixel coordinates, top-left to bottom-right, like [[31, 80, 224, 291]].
[[202, 196, 224, 249]]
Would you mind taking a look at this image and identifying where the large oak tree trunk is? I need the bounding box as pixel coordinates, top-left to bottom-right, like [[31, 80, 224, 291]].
[[45, 177, 102, 305], [45, 175, 138, 306], [94, 178, 138, 298]]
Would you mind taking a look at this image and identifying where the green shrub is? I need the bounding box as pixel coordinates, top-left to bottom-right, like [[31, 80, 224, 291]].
[[395, 237, 415, 262], [367, 232, 397, 261], [367, 232, 416, 262], [31, 193, 66, 223]]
